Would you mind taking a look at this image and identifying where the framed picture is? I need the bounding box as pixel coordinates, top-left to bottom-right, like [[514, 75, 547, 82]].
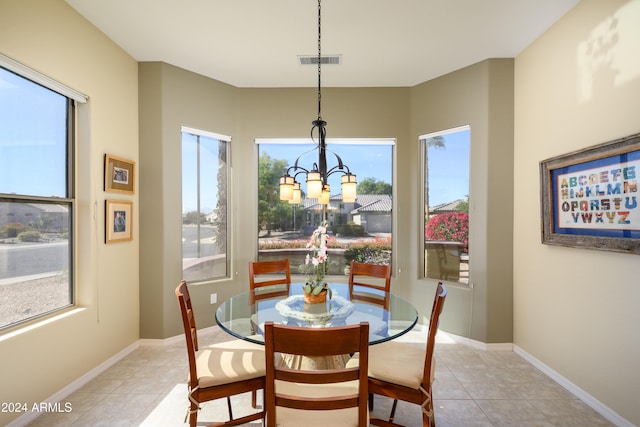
[[540, 132, 640, 254], [105, 200, 133, 243], [105, 154, 135, 194]]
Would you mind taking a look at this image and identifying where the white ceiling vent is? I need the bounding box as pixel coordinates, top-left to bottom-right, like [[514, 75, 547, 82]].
[[298, 55, 342, 65]]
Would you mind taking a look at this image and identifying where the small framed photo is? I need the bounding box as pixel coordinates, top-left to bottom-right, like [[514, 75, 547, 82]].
[[540, 132, 640, 254], [105, 200, 133, 243], [105, 154, 135, 194]]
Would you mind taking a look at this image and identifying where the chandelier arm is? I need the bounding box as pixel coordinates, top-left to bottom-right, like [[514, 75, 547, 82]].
[[325, 164, 351, 177], [286, 164, 311, 176]]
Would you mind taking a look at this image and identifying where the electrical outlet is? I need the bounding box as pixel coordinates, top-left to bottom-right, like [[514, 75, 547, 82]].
[[210, 293, 217, 304]]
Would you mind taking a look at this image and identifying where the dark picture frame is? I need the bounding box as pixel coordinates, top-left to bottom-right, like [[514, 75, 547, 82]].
[[105, 200, 133, 243], [104, 154, 135, 194], [540, 132, 640, 254]]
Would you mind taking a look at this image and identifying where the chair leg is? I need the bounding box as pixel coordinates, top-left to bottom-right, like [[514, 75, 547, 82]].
[[422, 398, 435, 427], [368, 393, 374, 410], [188, 402, 198, 427], [389, 399, 399, 423], [226, 396, 233, 420], [252, 390, 258, 408]]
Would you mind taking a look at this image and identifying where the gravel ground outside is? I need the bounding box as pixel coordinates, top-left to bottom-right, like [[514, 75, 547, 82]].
[[0, 274, 70, 328]]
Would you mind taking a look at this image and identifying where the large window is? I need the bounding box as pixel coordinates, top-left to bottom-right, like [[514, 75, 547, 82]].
[[257, 138, 394, 278], [422, 126, 470, 284], [181, 127, 229, 282], [0, 62, 78, 329]]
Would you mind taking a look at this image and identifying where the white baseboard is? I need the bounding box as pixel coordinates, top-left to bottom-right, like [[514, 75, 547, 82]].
[[439, 330, 513, 351], [513, 345, 633, 427], [6, 341, 140, 427]]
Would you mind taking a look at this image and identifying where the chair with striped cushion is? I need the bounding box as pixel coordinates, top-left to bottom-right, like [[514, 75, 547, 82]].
[[175, 280, 266, 427], [264, 321, 370, 426], [366, 282, 447, 427]]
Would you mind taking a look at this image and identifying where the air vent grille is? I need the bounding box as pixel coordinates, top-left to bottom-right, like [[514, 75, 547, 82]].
[[298, 55, 342, 65]]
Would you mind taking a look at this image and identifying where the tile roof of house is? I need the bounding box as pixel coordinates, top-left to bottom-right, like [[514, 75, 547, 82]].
[[301, 194, 392, 213], [429, 199, 465, 213], [350, 194, 392, 214]]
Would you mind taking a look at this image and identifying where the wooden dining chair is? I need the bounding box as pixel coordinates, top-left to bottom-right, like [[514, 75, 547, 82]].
[[247, 259, 291, 336], [249, 259, 291, 290], [348, 261, 392, 337], [366, 282, 447, 427], [175, 280, 266, 427], [348, 261, 392, 306], [263, 321, 370, 427]]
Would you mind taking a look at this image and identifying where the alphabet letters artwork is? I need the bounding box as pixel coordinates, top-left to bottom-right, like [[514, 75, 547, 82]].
[[556, 163, 638, 230], [541, 133, 640, 253]]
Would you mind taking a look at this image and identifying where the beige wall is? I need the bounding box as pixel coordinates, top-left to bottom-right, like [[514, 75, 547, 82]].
[[410, 59, 515, 343], [514, 0, 640, 424], [0, 1, 139, 425], [138, 59, 515, 344]]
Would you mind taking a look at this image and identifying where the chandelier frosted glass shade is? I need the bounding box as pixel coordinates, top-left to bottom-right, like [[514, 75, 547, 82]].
[[341, 174, 357, 203], [279, 175, 294, 200], [306, 171, 323, 198], [318, 185, 330, 205], [288, 182, 301, 204]]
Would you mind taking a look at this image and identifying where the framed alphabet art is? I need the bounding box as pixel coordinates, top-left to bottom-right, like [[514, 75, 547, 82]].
[[540, 132, 640, 254]]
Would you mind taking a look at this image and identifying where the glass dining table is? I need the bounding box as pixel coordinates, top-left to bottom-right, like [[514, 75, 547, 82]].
[[215, 282, 418, 369], [216, 282, 417, 343]]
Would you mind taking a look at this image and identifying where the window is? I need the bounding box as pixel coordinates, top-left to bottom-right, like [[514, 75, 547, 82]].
[[0, 60, 80, 329], [257, 138, 394, 277], [422, 126, 470, 284], [181, 127, 230, 282]]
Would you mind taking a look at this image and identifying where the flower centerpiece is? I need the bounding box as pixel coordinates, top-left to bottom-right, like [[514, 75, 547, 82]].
[[303, 221, 332, 302]]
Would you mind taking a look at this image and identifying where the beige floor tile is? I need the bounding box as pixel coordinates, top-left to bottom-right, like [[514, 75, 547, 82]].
[[22, 326, 614, 426]]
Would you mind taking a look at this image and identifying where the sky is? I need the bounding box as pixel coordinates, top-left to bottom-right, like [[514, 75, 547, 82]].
[[0, 66, 469, 213], [0, 67, 67, 198], [261, 140, 393, 190], [426, 128, 471, 206]]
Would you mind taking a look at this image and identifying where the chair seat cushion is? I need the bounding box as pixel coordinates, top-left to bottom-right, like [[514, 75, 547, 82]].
[[196, 339, 266, 388], [351, 339, 427, 390], [273, 380, 368, 426]]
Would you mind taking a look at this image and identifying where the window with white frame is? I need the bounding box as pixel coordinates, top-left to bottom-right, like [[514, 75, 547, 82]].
[[422, 126, 470, 284], [0, 55, 85, 329], [256, 138, 394, 277], [181, 127, 230, 282]]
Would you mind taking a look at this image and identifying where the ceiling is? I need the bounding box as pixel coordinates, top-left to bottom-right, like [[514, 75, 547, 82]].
[[65, 0, 579, 88]]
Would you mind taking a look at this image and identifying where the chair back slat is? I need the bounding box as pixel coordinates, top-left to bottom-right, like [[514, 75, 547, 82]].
[[249, 259, 291, 290], [264, 321, 369, 426], [349, 261, 392, 308], [423, 282, 447, 386], [175, 280, 199, 387]]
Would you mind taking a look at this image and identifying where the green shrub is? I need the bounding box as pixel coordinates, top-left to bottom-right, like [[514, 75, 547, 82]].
[[335, 223, 366, 236], [17, 231, 41, 242], [0, 223, 27, 238], [343, 237, 391, 265]]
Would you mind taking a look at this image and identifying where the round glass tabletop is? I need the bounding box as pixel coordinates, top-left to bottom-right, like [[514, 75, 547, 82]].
[[215, 282, 418, 345]]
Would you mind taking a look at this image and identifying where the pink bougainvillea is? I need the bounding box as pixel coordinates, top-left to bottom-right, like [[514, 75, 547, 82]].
[[425, 212, 469, 253]]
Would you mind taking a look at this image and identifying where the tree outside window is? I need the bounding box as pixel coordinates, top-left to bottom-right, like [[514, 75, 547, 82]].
[[422, 126, 470, 284], [257, 139, 394, 277]]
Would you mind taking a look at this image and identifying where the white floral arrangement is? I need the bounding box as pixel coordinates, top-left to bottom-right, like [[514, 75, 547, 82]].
[[304, 221, 330, 297]]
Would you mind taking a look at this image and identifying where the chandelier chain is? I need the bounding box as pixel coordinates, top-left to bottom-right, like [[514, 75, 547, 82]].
[[317, 0, 322, 120]]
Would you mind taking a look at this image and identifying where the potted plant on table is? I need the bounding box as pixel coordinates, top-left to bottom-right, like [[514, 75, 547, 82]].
[[303, 221, 332, 303]]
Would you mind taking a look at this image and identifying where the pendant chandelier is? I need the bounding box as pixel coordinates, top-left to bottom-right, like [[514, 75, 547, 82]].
[[279, 0, 357, 206]]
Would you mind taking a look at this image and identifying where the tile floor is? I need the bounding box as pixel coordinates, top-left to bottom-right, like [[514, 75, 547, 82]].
[[25, 327, 613, 427]]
